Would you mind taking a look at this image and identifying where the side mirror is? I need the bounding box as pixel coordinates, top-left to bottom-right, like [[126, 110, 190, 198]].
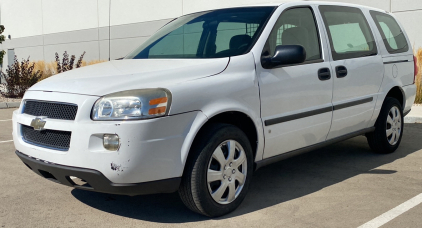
[[262, 45, 306, 68]]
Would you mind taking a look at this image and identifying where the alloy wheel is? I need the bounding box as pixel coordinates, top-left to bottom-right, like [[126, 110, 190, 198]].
[[386, 106, 402, 146], [207, 140, 247, 205]]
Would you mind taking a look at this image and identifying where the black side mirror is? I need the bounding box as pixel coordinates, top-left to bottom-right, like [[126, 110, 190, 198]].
[[262, 45, 306, 68]]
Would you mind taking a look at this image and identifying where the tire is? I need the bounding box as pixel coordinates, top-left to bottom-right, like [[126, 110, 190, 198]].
[[178, 123, 253, 217], [366, 97, 404, 154]]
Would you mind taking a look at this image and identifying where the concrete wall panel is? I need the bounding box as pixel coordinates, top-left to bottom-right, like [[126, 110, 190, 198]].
[[393, 10, 422, 49], [14, 46, 44, 62], [43, 41, 100, 62], [0, 0, 43, 38], [110, 0, 182, 26], [99, 40, 110, 61], [0, 36, 43, 49], [42, 0, 99, 34], [99, 27, 110, 40], [98, 0, 110, 27], [44, 29, 99, 45], [392, 0, 422, 12], [110, 37, 148, 60], [110, 19, 170, 39]]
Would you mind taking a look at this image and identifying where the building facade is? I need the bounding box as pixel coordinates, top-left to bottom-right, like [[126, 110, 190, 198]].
[[0, 0, 421, 67]]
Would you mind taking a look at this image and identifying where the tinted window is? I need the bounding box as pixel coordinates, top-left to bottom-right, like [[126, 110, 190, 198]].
[[148, 21, 204, 58], [319, 6, 377, 61], [264, 7, 322, 62], [370, 11, 409, 54], [125, 7, 275, 59]]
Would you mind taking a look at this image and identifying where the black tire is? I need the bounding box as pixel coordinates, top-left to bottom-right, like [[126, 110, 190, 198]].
[[178, 123, 254, 217], [366, 97, 404, 154]]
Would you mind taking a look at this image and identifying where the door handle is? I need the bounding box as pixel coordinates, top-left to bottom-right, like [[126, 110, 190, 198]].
[[318, 68, 331, 81], [336, 66, 348, 78]]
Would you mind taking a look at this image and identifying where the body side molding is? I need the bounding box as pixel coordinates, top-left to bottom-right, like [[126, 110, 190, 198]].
[[265, 97, 374, 126], [383, 60, 409, 64], [333, 97, 374, 111], [264, 106, 332, 126]]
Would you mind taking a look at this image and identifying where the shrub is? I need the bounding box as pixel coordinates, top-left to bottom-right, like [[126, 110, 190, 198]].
[[34, 59, 106, 81], [0, 56, 42, 98], [80, 59, 107, 67], [415, 48, 422, 104], [55, 51, 86, 73], [34, 61, 57, 81], [0, 25, 5, 66]]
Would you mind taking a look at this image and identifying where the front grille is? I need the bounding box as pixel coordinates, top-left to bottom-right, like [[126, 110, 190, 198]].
[[23, 100, 78, 120], [21, 125, 71, 151]]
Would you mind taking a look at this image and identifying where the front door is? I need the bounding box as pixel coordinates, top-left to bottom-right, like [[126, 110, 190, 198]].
[[318, 5, 384, 139], [258, 6, 333, 159]]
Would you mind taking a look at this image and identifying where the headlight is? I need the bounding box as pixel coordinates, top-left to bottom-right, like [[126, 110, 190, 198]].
[[91, 88, 171, 121]]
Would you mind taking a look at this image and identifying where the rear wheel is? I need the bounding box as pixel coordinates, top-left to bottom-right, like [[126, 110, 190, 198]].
[[178, 123, 253, 217], [366, 97, 403, 154]]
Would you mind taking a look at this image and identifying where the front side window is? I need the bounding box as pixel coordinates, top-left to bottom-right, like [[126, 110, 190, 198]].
[[263, 7, 322, 62], [370, 11, 409, 54], [125, 7, 275, 59], [319, 6, 377, 61]]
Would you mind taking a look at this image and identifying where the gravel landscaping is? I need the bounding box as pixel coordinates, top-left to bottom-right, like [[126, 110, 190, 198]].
[[0, 85, 22, 103], [0, 96, 22, 103]]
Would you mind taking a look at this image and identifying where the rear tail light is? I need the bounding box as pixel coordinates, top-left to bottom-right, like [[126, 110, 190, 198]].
[[414, 55, 419, 84]]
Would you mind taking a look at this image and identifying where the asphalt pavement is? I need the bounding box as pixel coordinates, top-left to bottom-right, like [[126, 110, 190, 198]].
[[1, 108, 422, 228]]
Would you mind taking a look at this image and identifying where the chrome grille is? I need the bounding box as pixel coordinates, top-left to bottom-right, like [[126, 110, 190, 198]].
[[21, 125, 71, 151], [23, 100, 78, 120]]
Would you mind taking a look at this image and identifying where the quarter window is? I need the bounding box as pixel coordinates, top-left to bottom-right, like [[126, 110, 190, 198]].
[[264, 7, 322, 62], [319, 6, 377, 61], [370, 11, 409, 54]]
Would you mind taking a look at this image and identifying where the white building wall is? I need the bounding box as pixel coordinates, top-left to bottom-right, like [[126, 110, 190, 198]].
[[42, 0, 99, 34], [0, 0, 43, 38], [0, 0, 421, 68], [110, 0, 182, 26]]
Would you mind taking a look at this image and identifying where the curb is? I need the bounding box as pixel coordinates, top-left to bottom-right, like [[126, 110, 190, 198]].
[[0, 102, 21, 109], [404, 105, 422, 124], [404, 116, 422, 124]]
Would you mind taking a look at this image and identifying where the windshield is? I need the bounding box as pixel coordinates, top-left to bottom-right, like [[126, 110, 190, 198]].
[[125, 7, 275, 59]]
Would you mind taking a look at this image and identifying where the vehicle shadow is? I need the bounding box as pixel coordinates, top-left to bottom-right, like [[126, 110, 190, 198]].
[[71, 123, 422, 223]]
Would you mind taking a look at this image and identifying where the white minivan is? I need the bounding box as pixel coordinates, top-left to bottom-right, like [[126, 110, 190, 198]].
[[13, 1, 418, 217]]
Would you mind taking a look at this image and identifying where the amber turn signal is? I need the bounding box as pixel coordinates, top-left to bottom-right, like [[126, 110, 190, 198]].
[[148, 107, 166, 115], [149, 97, 168, 105]]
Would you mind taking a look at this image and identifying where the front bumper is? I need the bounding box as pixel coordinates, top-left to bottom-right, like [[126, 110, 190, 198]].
[[13, 91, 207, 184], [16, 150, 181, 196]]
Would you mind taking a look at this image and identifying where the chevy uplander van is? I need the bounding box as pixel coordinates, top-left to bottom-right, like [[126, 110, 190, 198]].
[[13, 1, 418, 217]]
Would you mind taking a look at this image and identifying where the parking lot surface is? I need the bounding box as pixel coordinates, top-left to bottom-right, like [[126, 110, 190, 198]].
[[1, 108, 422, 228]]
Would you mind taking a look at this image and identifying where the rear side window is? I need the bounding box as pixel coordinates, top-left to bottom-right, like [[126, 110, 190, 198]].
[[370, 11, 409, 54], [319, 6, 377, 61]]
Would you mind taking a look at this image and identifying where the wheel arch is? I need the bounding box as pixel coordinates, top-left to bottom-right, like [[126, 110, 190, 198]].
[[385, 86, 405, 109], [180, 110, 262, 177], [203, 111, 259, 159]]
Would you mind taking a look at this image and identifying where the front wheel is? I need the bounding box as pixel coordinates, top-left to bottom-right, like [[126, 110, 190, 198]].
[[178, 123, 253, 217], [366, 97, 404, 154]]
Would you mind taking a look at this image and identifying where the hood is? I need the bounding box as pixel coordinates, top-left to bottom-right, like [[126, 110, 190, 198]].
[[29, 58, 230, 96]]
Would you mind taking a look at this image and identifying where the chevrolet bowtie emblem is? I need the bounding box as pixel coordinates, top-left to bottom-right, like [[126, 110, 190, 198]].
[[30, 117, 47, 131]]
